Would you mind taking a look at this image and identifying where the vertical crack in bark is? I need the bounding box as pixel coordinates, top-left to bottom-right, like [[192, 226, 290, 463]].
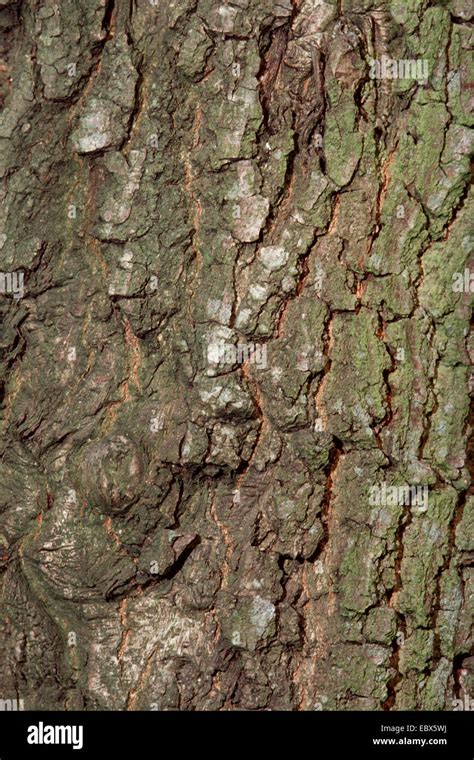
[[312, 439, 343, 564], [382, 504, 410, 710], [125, 642, 160, 710], [374, 311, 395, 463], [117, 598, 131, 677], [209, 487, 234, 590]]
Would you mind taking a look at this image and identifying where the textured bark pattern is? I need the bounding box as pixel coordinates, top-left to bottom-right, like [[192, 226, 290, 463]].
[[0, 0, 472, 711]]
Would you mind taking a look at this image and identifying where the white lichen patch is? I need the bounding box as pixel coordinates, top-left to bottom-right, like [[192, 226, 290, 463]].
[[100, 150, 146, 225], [234, 195, 269, 242], [259, 245, 289, 271], [70, 98, 116, 154], [250, 595, 276, 638], [235, 307, 252, 330], [249, 283, 269, 301], [236, 160, 257, 196], [271, 366, 283, 381], [206, 296, 232, 324], [214, 4, 239, 33], [277, 499, 295, 519]]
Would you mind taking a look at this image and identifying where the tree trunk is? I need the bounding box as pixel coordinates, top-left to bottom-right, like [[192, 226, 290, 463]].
[[0, 0, 472, 711]]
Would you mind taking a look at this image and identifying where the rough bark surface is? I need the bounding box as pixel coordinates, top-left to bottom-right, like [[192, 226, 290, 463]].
[[0, 0, 472, 711]]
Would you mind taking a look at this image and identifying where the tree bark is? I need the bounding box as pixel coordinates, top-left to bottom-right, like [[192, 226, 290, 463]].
[[0, 0, 472, 711]]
